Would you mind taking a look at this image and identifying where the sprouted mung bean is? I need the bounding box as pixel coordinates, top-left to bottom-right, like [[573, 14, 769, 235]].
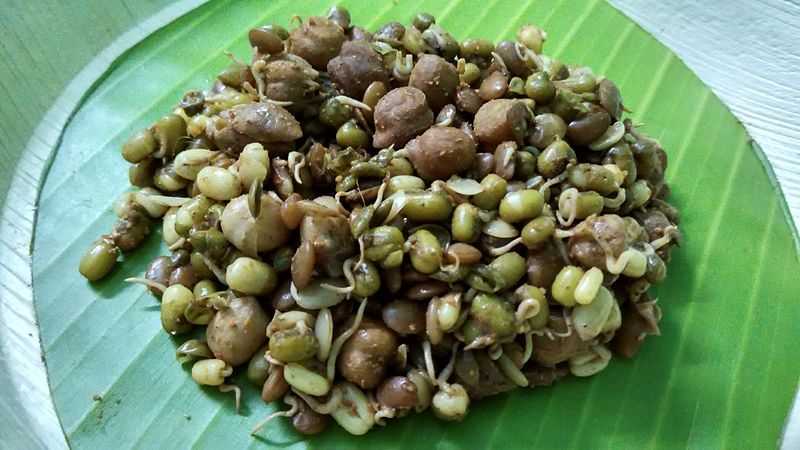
[[79, 6, 682, 437]]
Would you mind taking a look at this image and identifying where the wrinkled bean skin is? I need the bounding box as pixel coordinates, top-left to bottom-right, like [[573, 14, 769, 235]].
[[338, 318, 398, 389], [228, 102, 303, 143], [262, 59, 318, 105], [289, 17, 345, 70], [328, 41, 390, 100], [206, 297, 269, 366], [474, 99, 529, 147], [409, 54, 459, 112], [406, 127, 476, 181], [300, 214, 356, 278], [568, 214, 627, 269], [373, 87, 434, 149]]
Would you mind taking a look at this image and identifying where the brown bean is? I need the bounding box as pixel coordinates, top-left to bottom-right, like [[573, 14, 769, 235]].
[[373, 86, 434, 149], [262, 59, 316, 105], [526, 241, 565, 288], [338, 317, 398, 389], [382, 266, 402, 294], [279, 193, 304, 230], [350, 26, 374, 42], [635, 209, 672, 243], [145, 256, 173, 297], [262, 365, 289, 403], [455, 88, 483, 115], [328, 41, 391, 100], [300, 214, 356, 278], [522, 364, 569, 388], [214, 126, 253, 156], [406, 126, 476, 181], [408, 54, 459, 111], [478, 70, 508, 101], [382, 300, 426, 335], [206, 296, 269, 366], [363, 81, 388, 111], [292, 398, 331, 435], [406, 280, 449, 301], [568, 214, 627, 269], [461, 350, 515, 399], [289, 16, 345, 70], [129, 158, 156, 188], [435, 104, 458, 127], [401, 265, 429, 284], [532, 314, 588, 366], [473, 152, 495, 179], [494, 40, 531, 77], [474, 99, 529, 147], [443, 243, 482, 265], [460, 121, 477, 143], [112, 211, 150, 251], [169, 265, 198, 290], [377, 376, 419, 410], [612, 301, 651, 358], [598, 78, 623, 119], [229, 102, 302, 143], [271, 279, 297, 312], [291, 240, 315, 290], [248, 27, 284, 54], [567, 104, 610, 146], [326, 4, 350, 29], [374, 22, 405, 47], [492, 141, 517, 180]]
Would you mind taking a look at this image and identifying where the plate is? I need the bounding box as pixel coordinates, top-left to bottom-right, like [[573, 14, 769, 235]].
[[31, 0, 800, 447]]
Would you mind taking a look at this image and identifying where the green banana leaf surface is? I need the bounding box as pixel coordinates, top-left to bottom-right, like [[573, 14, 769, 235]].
[[31, 0, 800, 448]]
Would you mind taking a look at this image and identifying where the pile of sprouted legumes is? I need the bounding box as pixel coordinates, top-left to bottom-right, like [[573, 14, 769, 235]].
[[79, 6, 682, 436]]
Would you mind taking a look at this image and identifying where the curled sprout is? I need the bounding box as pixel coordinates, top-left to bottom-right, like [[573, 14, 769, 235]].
[[538, 167, 570, 196], [650, 225, 679, 250], [436, 342, 460, 387], [288, 151, 307, 184], [556, 188, 579, 227], [219, 383, 242, 413], [293, 386, 343, 414], [321, 258, 357, 294], [603, 188, 626, 210], [326, 298, 368, 381], [488, 237, 523, 256], [521, 331, 534, 365], [168, 237, 187, 251], [250, 395, 300, 436]]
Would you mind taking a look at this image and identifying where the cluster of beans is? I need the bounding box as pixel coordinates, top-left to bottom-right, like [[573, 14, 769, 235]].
[[79, 6, 681, 437]]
